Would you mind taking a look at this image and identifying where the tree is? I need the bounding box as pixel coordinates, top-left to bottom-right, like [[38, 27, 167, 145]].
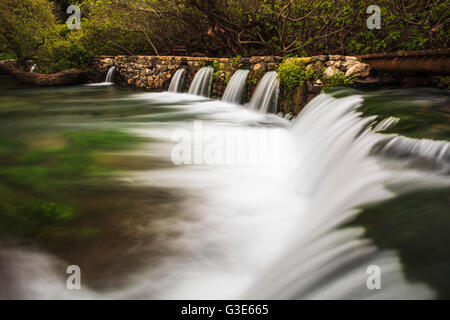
[[0, 0, 56, 68], [80, 0, 449, 57]]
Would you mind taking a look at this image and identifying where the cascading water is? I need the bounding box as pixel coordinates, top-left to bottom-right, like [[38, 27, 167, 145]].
[[30, 64, 36, 73], [244, 92, 450, 299], [188, 67, 213, 97], [168, 69, 186, 93], [105, 66, 116, 83], [1, 75, 449, 300], [222, 69, 249, 104], [247, 71, 279, 113]]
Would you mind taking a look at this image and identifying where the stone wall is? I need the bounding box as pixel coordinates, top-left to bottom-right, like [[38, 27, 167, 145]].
[[92, 55, 373, 114], [92, 55, 285, 98], [0, 59, 35, 73], [0, 59, 17, 71]]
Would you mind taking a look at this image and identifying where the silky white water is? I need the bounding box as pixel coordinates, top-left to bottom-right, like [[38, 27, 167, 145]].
[[222, 70, 249, 104], [168, 69, 186, 93], [188, 67, 213, 97], [0, 84, 448, 299], [105, 66, 116, 83], [247, 71, 279, 113]]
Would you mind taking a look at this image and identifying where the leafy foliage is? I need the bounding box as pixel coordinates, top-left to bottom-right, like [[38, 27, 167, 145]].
[[278, 58, 320, 96], [0, 0, 448, 71], [0, 0, 56, 68], [78, 0, 448, 57], [324, 72, 357, 86]]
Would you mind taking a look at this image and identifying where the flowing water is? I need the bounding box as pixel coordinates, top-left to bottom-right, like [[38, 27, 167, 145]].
[[168, 69, 186, 93], [0, 75, 449, 299], [222, 70, 249, 104], [247, 71, 279, 113], [105, 66, 116, 83], [188, 67, 213, 97]]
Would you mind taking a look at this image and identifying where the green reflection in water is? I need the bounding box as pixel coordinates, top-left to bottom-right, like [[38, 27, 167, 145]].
[[347, 187, 450, 299]]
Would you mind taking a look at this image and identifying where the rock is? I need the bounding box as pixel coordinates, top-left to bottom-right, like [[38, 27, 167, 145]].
[[323, 66, 340, 77], [240, 57, 251, 66], [316, 55, 329, 62], [250, 56, 261, 64], [252, 61, 267, 71], [341, 60, 358, 71], [400, 77, 429, 88], [329, 55, 345, 60], [307, 94, 317, 103], [268, 62, 277, 70], [326, 60, 342, 69], [293, 83, 307, 114], [314, 61, 325, 69], [345, 63, 370, 77], [311, 84, 323, 94], [297, 57, 311, 64]]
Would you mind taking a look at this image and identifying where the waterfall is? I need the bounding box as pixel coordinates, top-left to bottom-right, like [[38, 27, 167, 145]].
[[222, 69, 249, 104], [105, 66, 116, 83], [168, 69, 186, 93], [243, 92, 449, 299], [247, 71, 279, 113], [30, 64, 36, 73], [188, 67, 213, 97]]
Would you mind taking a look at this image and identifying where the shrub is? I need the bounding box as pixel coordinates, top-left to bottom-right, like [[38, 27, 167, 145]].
[[37, 24, 93, 73], [324, 72, 357, 86], [278, 58, 321, 97]]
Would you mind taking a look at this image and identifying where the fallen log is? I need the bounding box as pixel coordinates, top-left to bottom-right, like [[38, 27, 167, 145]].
[[11, 68, 87, 86], [0, 64, 15, 76]]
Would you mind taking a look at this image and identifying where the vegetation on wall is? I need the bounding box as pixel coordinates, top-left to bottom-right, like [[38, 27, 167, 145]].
[[278, 58, 320, 96], [324, 72, 357, 86], [212, 57, 241, 84]]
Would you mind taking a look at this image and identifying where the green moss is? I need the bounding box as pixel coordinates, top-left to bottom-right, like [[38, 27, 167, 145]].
[[278, 58, 322, 112], [212, 60, 234, 84], [231, 56, 241, 68], [0, 200, 74, 239], [65, 130, 141, 151], [248, 68, 264, 85], [278, 58, 321, 96], [324, 72, 357, 87], [0, 129, 143, 247]]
